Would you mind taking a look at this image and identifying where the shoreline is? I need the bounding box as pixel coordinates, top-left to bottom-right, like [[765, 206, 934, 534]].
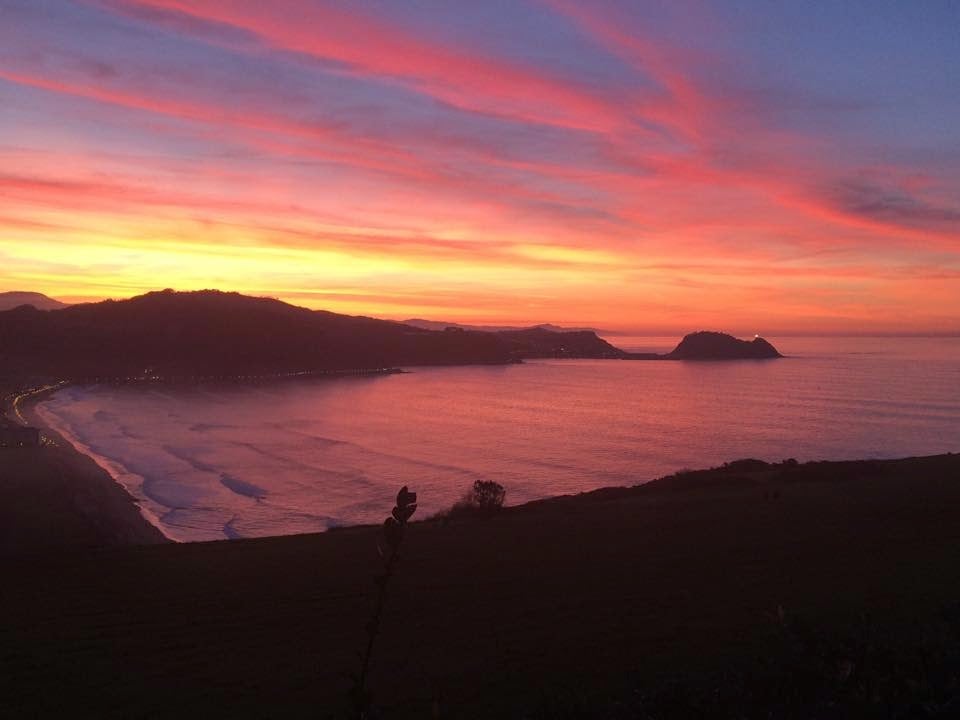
[[3, 368, 408, 545], [8, 377, 960, 548], [0, 383, 169, 551], [26, 390, 176, 543], [65, 365, 406, 386], [6, 379, 959, 550]]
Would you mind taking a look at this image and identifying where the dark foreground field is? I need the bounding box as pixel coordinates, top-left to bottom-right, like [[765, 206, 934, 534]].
[[2, 453, 960, 718]]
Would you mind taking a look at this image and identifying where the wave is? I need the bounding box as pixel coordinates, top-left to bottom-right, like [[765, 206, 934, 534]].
[[34, 397, 175, 541], [219, 473, 267, 500]]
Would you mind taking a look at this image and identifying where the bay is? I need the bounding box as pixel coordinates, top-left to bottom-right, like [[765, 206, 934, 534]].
[[37, 336, 960, 541]]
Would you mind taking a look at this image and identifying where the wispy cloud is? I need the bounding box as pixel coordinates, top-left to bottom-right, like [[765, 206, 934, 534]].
[[1, 0, 957, 332]]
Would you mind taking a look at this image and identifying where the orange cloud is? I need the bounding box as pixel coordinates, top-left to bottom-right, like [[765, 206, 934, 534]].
[[1, 1, 957, 334]]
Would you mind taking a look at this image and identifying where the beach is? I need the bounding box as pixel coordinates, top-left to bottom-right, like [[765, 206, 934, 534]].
[[2, 429, 959, 715], [0, 384, 167, 553]]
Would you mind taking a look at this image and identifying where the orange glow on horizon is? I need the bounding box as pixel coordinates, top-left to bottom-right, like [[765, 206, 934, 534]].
[[2, 1, 958, 335]]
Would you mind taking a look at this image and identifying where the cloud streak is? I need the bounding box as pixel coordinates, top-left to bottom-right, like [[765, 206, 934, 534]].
[[1, 0, 958, 332]]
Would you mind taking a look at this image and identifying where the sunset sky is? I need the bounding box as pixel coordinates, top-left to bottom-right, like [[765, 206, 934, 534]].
[[1, 0, 959, 333]]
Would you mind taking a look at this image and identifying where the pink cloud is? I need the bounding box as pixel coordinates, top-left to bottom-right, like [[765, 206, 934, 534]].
[[105, 0, 633, 134]]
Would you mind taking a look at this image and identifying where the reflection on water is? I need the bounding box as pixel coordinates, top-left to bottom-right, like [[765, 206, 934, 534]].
[[37, 336, 960, 541]]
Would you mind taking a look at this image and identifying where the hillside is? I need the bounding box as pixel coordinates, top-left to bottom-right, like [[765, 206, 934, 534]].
[[3, 453, 959, 716], [495, 327, 623, 358], [0, 290, 625, 379]]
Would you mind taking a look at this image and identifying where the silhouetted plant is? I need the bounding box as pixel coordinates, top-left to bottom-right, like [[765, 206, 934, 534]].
[[349, 486, 417, 719], [470, 479, 505, 511], [439, 479, 507, 521]]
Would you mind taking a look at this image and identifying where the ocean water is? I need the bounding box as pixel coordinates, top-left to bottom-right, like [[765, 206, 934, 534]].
[[36, 336, 960, 542]]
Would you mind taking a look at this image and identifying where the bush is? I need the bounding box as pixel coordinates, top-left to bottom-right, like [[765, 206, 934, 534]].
[[441, 479, 506, 520], [470, 479, 506, 510]]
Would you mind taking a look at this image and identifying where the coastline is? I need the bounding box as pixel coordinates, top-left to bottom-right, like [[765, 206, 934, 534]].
[[27, 390, 175, 542], [5, 378, 959, 555], [0, 384, 169, 552], [8, 375, 959, 549]]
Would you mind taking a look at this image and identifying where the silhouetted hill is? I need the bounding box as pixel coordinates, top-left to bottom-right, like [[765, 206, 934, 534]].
[[666, 331, 782, 359], [0, 291, 785, 378], [0, 290, 625, 379], [0, 292, 68, 311], [496, 327, 624, 358]]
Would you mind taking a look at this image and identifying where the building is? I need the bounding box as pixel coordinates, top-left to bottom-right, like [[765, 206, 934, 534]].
[[0, 425, 41, 448]]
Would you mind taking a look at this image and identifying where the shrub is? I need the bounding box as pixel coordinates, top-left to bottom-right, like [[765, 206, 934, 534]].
[[724, 458, 770, 473], [440, 479, 506, 520], [470, 479, 506, 511]]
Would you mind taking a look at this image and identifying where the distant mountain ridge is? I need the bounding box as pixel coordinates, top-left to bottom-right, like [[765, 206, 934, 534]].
[[403, 318, 610, 334], [0, 291, 68, 311]]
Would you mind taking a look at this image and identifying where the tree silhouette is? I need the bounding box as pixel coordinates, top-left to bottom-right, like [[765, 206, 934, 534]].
[[469, 479, 505, 512]]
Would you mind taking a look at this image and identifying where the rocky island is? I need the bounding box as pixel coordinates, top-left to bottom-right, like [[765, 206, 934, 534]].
[[623, 330, 783, 361], [665, 330, 782, 359]]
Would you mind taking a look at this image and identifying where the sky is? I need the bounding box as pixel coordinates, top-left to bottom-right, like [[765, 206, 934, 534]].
[[1, 0, 959, 334]]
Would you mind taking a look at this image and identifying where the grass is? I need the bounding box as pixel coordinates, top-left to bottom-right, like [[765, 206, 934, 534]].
[[2, 454, 960, 717]]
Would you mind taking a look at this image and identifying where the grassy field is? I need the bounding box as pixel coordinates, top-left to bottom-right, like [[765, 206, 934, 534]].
[[2, 453, 959, 717]]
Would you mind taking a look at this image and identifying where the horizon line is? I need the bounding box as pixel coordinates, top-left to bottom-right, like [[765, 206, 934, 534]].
[[3, 287, 958, 339]]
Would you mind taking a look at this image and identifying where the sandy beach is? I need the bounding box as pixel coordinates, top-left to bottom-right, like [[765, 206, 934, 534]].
[[2, 437, 959, 716], [0, 385, 167, 553]]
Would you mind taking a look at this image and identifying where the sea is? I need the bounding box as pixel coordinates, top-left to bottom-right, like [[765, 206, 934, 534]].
[[36, 336, 960, 542]]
